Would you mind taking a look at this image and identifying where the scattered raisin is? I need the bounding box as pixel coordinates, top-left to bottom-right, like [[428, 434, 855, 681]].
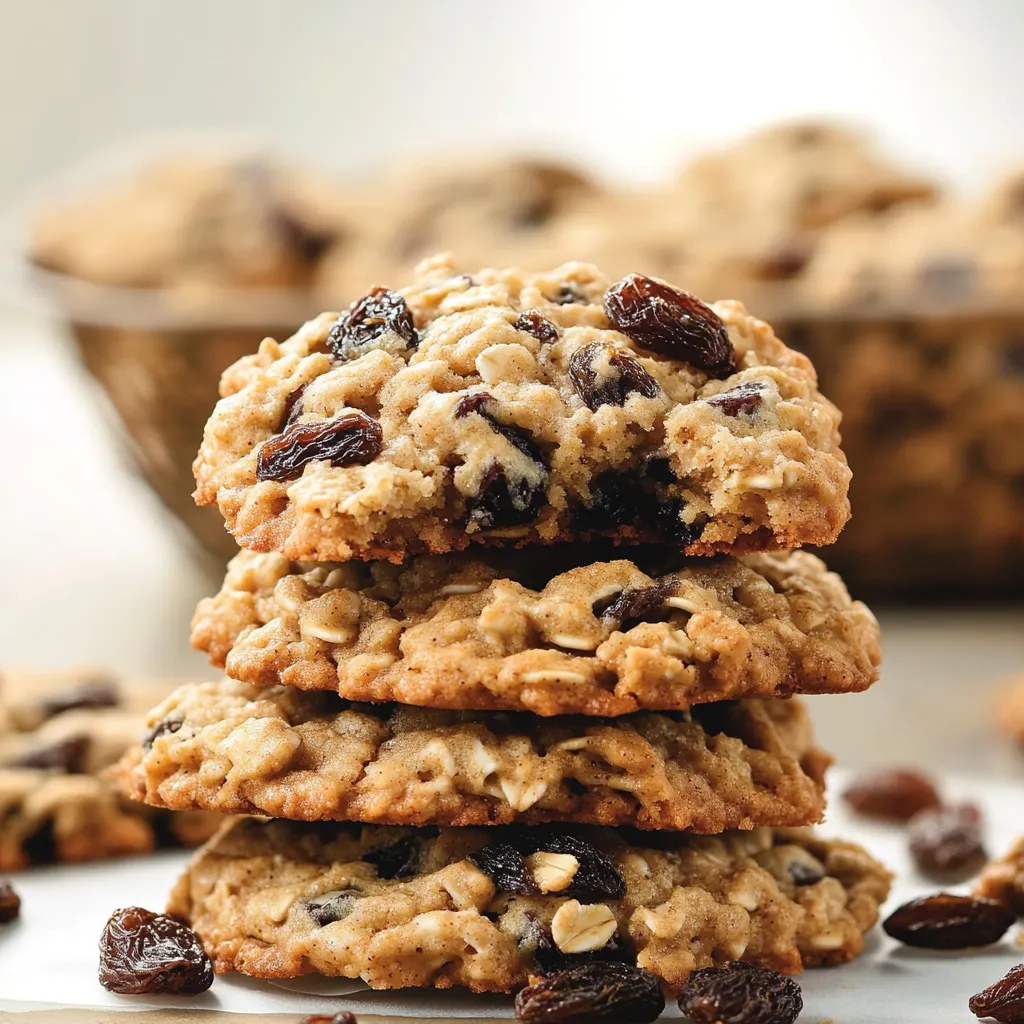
[[568, 342, 661, 411], [787, 859, 825, 886], [909, 803, 987, 880], [40, 679, 118, 719], [142, 714, 183, 751], [598, 583, 671, 631], [842, 767, 941, 821], [758, 242, 810, 280], [515, 962, 664, 1023], [326, 286, 418, 361], [256, 411, 383, 483], [883, 893, 1014, 949], [604, 273, 735, 378], [1004, 336, 1024, 375], [515, 311, 560, 343], [677, 961, 803, 1024], [12, 735, 89, 773], [970, 962, 1024, 1023], [304, 889, 364, 926], [0, 881, 20, 923], [654, 498, 704, 546], [470, 842, 538, 896], [705, 380, 767, 417], [273, 210, 337, 265], [365, 832, 431, 880], [454, 392, 548, 529], [533, 930, 632, 976], [551, 284, 584, 305], [299, 1014, 358, 1024], [279, 383, 308, 430], [576, 471, 647, 532], [98, 906, 213, 995], [532, 834, 626, 901]]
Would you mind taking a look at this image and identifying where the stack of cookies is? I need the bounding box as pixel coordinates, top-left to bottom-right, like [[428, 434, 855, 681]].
[[116, 256, 891, 1000]]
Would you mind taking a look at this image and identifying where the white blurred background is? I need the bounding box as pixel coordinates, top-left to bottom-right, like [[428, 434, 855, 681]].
[[2, 0, 1024, 202]]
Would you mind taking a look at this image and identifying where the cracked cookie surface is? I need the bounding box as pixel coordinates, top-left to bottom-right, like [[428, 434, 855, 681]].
[[115, 679, 830, 832], [192, 547, 880, 717], [194, 256, 851, 562], [0, 669, 219, 869], [170, 816, 890, 993]]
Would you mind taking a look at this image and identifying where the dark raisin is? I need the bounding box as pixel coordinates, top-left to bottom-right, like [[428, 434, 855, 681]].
[[909, 803, 987, 880], [705, 381, 767, 417], [787, 859, 825, 886], [470, 842, 538, 895], [842, 767, 941, 821], [598, 583, 671, 631], [39, 679, 118, 719], [142, 714, 183, 751], [0, 881, 20, 923], [678, 961, 803, 1024], [1004, 336, 1024, 375], [604, 273, 735, 378], [11, 735, 89, 773], [883, 893, 1014, 949], [515, 311, 560, 343], [653, 498, 704, 546], [568, 342, 661, 411], [299, 1014, 358, 1024], [865, 394, 945, 440], [576, 472, 646, 532], [326, 286, 418, 361], [515, 961, 664, 1023], [758, 242, 810, 280], [256, 411, 383, 483], [454, 392, 547, 529], [364, 833, 430, 880], [304, 889, 364, 926], [22, 820, 55, 864], [97, 906, 213, 995], [970, 963, 1024, 1023], [536, 835, 626, 901], [551, 284, 584, 305], [280, 383, 308, 430], [273, 209, 337, 265], [533, 930, 631, 976]]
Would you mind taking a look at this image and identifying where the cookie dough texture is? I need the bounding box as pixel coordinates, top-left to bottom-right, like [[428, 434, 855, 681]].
[[194, 257, 851, 562], [170, 817, 891, 993], [0, 669, 219, 869], [192, 547, 880, 717], [116, 680, 830, 832]]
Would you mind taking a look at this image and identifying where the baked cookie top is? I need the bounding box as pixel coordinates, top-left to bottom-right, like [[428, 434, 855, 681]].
[[194, 257, 851, 561], [191, 547, 880, 717], [170, 816, 891, 994], [116, 679, 830, 832]]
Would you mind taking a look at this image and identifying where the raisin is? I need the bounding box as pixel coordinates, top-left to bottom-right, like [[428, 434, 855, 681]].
[[515, 961, 664, 1023], [604, 274, 735, 378], [304, 889, 364, 926], [0, 881, 20, 923], [653, 499, 704, 546], [970, 963, 1024, 1023], [97, 906, 213, 995], [883, 893, 1014, 949], [842, 767, 941, 821], [576, 472, 646, 532], [678, 961, 803, 1024], [39, 679, 118, 719], [909, 803, 987, 880], [364, 833, 430, 880], [533, 930, 631, 976], [542, 835, 625, 901], [454, 392, 548, 529], [470, 842, 538, 896], [598, 583, 671, 631], [22, 820, 55, 864], [11, 735, 89, 773], [705, 381, 767, 417], [758, 242, 810, 280], [142, 714, 183, 751], [515, 311, 560, 343], [256, 411, 383, 483], [787, 859, 825, 886], [551, 284, 584, 305], [279, 383, 308, 430], [326, 286, 418, 361], [568, 342, 661, 411], [273, 209, 337, 265], [299, 1014, 358, 1024], [1004, 336, 1024, 375]]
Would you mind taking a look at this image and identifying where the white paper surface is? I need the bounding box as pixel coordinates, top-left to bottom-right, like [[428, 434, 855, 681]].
[[2, 771, 1023, 1021]]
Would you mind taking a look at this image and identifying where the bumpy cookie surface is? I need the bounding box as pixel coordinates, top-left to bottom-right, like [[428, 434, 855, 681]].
[[194, 257, 851, 561], [116, 680, 830, 831], [0, 669, 218, 869], [976, 833, 1024, 913], [192, 547, 880, 717], [170, 817, 890, 993]]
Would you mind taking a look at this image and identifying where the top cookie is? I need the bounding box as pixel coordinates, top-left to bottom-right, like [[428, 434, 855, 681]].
[[195, 258, 850, 562]]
